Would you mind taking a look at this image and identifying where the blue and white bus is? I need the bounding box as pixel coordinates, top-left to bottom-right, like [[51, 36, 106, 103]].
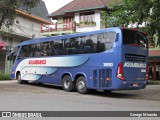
[[8, 27, 148, 94]]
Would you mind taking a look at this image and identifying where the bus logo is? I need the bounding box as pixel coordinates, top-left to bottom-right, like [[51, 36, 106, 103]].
[[123, 62, 146, 68], [28, 60, 46, 65]]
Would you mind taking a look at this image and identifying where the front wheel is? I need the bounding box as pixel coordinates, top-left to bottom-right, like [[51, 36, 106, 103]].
[[17, 73, 28, 84], [76, 76, 88, 94]]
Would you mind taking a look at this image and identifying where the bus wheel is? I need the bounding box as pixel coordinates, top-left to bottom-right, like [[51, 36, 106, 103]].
[[76, 76, 88, 94], [17, 73, 27, 84], [62, 75, 75, 92]]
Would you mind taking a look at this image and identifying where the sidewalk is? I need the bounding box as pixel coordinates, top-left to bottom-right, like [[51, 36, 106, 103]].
[[148, 80, 160, 85], [0, 80, 17, 84]]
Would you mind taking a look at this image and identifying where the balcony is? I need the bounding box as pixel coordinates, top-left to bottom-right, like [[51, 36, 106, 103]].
[[41, 22, 76, 36]]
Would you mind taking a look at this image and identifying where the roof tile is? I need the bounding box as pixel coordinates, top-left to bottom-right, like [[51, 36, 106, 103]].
[[49, 0, 109, 17]]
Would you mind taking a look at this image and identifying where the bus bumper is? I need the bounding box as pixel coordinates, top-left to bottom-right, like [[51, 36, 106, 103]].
[[118, 80, 147, 90]]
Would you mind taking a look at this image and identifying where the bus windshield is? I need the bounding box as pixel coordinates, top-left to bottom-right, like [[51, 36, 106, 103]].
[[123, 29, 148, 48], [7, 48, 19, 65]]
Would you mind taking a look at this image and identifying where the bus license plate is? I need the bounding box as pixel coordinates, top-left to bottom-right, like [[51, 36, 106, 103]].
[[133, 83, 139, 87]]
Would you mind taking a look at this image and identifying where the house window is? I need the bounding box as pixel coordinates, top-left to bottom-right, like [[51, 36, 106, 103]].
[[80, 11, 95, 22]]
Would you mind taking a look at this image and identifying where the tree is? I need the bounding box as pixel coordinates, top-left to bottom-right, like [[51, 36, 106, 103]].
[[105, 0, 160, 35], [149, 0, 160, 34], [0, 0, 40, 29]]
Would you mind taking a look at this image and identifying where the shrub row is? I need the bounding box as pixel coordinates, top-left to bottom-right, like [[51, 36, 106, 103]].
[[0, 72, 10, 80]]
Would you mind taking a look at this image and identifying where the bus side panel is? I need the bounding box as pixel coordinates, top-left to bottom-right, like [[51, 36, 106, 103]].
[[98, 67, 113, 90], [88, 67, 98, 89], [36, 67, 89, 85], [87, 67, 113, 90], [37, 69, 61, 85]]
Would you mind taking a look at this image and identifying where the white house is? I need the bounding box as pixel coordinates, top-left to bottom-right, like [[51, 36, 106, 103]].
[[41, 0, 109, 36]]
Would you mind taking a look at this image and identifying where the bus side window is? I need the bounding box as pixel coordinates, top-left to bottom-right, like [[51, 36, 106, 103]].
[[84, 39, 94, 53], [29, 45, 36, 57], [47, 42, 55, 56], [53, 40, 63, 55], [78, 37, 85, 54], [35, 43, 41, 57], [18, 46, 29, 59], [84, 35, 97, 53], [115, 33, 119, 42], [97, 40, 105, 52], [41, 42, 48, 56]]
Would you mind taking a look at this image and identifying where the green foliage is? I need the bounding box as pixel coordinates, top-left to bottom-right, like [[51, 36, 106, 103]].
[[0, 71, 10, 80], [149, 0, 160, 34], [104, 0, 160, 35], [0, 0, 40, 29], [101, 11, 107, 27]]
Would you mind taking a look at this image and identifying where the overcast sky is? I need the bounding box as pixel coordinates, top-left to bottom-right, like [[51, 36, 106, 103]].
[[43, 0, 73, 14]]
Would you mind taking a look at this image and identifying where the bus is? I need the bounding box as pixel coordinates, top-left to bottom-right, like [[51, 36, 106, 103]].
[[8, 27, 148, 94]]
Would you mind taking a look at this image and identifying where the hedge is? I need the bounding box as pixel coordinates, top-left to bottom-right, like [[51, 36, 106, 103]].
[[0, 71, 10, 80]]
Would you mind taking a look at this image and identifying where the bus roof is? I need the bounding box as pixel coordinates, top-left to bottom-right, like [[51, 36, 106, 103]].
[[17, 27, 121, 46]]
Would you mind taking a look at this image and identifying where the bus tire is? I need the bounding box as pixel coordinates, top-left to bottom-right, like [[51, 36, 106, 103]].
[[17, 73, 28, 84], [76, 76, 88, 94], [62, 75, 75, 92]]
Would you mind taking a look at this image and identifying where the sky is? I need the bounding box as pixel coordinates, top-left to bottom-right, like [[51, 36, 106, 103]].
[[42, 0, 73, 14]]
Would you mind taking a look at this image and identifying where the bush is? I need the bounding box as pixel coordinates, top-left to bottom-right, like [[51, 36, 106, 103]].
[[0, 71, 10, 80]]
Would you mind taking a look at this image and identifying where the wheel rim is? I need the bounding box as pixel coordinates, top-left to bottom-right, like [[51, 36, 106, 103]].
[[64, 80, 70, 89], [17, 73, 22, 83], [78, 81, 85, 91], [17, 74, 21, 80]]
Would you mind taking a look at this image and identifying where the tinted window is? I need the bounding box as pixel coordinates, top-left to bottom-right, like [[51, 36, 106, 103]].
[[64, 37, 85, 54], [63, 32, 116, 54], [18, 45, 30, 59], [7, 47, 19, 64], [17, 32, 116, 58], [51, 40, 63, 55], [123, 29, 148, 48], [97, 32, 116, 52]]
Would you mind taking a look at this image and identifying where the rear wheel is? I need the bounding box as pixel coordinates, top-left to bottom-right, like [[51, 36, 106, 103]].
[[17, 73, 28, 84], [62, 75, 75, 92], [76, 76, 88, 94]]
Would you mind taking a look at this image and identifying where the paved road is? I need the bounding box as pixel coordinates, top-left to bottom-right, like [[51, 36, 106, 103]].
[[0, 80, 159, 112], [0, 80, 160, 120]]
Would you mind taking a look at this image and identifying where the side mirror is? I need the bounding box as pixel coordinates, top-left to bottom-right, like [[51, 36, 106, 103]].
[[7, 55, 11, 60], [7, 52, 14, 61]]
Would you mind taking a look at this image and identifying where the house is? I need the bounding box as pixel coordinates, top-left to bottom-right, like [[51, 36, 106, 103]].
[[148, 34, 160, 80], [0, 0, 52, 74], [41, 0, 110, 36]]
